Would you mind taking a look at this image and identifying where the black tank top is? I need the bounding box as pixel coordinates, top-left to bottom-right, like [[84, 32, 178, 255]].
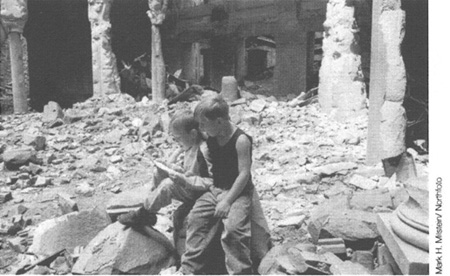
[[207, 128, 254, 193]]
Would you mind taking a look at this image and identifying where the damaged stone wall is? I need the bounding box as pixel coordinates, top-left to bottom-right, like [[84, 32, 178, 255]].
[[318, 0, 367, 120]]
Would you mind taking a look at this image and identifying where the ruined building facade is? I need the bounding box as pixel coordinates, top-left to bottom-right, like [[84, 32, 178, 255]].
[[1, 0, 427, 151]]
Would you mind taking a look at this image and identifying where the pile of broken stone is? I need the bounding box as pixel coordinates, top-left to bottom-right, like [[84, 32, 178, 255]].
[[0, 91, 428, 274]]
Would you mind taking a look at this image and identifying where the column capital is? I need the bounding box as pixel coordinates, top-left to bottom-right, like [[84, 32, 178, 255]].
[[147, 0, 168, 25], [0, 0, 28, 33], [88, 0, 113, 24]]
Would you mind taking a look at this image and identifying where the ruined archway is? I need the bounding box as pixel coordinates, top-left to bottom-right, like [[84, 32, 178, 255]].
[[25, 0, 92, 111]]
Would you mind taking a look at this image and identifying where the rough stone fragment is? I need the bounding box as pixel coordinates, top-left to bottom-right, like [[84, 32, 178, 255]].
[[28, 208, 111, 257], [103, 129, 123, 144], [350, 189, 393, 211], [277, 215, 306, 227], [124, 142, 145, 156], [249, 99, 267, 113], [72, 222, 176, 275], [3, 148, 37, 170], [311, 162, 358, 176], [34, 176, 51, 187], [64, 109, 90, 123], [380, 101, 406, 159], [324, 209, 378, 241], [42, 101, 64, 123], [23, 132, 46, 151], [7, 237, 27, 253], [75, 182, 95, 197], [348, 174, 378, 190], [110, 155, 122, 163], [57, 192, 79, 214], [330, 261, 370, 275], [0, 191, 13, 203]]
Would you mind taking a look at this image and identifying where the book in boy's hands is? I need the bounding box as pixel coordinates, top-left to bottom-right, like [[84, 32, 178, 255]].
[[152, 160, 180, 176]]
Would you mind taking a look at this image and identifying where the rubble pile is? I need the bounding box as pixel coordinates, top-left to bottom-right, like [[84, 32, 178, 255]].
[[0, 91, 428, 274]]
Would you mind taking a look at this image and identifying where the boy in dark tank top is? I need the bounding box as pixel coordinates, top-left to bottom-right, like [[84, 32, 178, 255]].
[[176, 95, 270, 275]]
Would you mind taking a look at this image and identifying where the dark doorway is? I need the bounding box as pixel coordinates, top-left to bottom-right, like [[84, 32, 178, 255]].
[[25, 0, 92, 111], [401, 0, 428, 148], [247, 49, 267, 80], [110, 0, 152, 99]]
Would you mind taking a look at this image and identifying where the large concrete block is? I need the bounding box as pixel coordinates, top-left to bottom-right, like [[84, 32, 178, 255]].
[[380, 101, 406, 159], [28, 208, 111, 257], [72, 222, 176, 274], [377, 213, 428, 275]]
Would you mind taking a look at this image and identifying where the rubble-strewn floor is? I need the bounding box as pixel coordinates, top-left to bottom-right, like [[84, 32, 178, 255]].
[[0, 92, 428, 274]]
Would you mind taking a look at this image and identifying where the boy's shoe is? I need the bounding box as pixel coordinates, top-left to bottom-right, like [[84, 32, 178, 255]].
[[117, 207, 157, 227]]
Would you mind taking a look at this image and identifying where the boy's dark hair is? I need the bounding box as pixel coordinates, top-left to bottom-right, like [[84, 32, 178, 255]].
[[170, 110, 199, 133], [194, 95, 230, 121]]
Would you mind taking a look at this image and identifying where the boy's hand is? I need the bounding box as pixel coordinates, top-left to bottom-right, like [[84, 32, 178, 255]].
[[214, 200, 231, 218]]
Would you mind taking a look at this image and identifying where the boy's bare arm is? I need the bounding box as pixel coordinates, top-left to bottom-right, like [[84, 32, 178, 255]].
[[215, 135, 252, 218]]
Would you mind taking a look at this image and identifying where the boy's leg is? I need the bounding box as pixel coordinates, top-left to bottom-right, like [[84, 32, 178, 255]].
[[250, 188, 272, 269], [144, 178, 199, 213], [119, 178, 198, 227], [221, 192, 253, 275], [180, 190, 221, 274]]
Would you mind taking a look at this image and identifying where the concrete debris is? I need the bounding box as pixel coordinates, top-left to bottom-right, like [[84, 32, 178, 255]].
[[72, 222, 176, 274], [277, 215, 306, 227], [3, 148, 38, 171], [75, 182, 95, 197], [42, 101, 64, 123], [311, 162, 358, 176], [348, 174, 378, 190], [28, 208, 111, 257], [0, 82, 428, 274], [249, 98, 267, 113], [57, 193, 79, 214], [0, 191, 13, 203]]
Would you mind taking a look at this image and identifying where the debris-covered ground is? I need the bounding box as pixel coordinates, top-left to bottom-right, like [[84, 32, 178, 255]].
[[0, 90, 428, 274]]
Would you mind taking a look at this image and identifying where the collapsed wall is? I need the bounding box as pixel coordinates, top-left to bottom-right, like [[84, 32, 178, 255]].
[[318, 0, 367, 120]]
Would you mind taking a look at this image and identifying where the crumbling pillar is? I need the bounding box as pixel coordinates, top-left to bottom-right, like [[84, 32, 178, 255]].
[[0, 0, 28, 114], [148, 0, 168, 103], [318, 0, 366, 119], [366, 0, 406, 165], [181, 42, 201, 84], [88, 0, 120, 98]]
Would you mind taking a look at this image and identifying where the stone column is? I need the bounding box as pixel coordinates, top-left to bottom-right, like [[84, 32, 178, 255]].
[[88, 0, 120, 98], [366, 0, 407, 165], [0, 0, 28, 114], [318, 0, 366, 120], [181, 42, 201, 84], [148, 0, 168, 103]]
